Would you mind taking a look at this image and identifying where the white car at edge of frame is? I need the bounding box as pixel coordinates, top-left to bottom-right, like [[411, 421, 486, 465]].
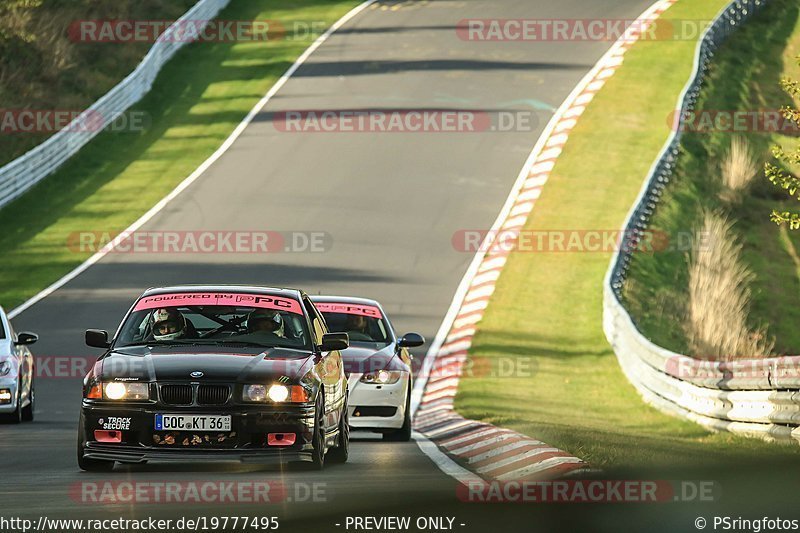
[[0, 306, 38, 423]]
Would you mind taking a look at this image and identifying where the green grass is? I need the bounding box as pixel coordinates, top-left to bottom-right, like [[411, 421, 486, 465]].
[[623, 0, 800, 354], [0, 0, 359, 310], [455, 0, 800, 472]]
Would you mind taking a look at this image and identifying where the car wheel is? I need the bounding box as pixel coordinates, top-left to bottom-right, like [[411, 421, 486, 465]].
[[21, 380, 34, 422], [76, 430, 114, 472], [327, 397, 349, 464], [308, 393, 326, 470], [384, 389, 412, 442], [0, 383, 22, 424]]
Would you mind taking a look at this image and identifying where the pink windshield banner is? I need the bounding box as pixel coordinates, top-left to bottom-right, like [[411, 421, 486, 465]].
[[134, 293, 304, 315], [314, 302, 383, 319]]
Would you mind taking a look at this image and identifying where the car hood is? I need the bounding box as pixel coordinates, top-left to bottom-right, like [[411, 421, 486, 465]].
[[98, 346, 314, 383], [341, 344, 404, 375]]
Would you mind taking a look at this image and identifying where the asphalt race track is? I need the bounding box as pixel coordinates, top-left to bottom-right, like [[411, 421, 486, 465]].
[[3, 0, 654, 529]]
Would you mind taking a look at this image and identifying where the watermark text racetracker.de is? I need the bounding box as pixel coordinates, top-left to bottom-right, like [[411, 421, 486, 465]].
[[459, 480, 719, 503], [669, 109, 800, 134], [32, 354, 537, 380], [271, 109, 541, 133], [457, 18, 715, 42], [0, 109, 149, 134], [70, 480, 327, 505], [452, 229, 706, 254], [67, 230, 332, 254], [69, 19, 330, 43]]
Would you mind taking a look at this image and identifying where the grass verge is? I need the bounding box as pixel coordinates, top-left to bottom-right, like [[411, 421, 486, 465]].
[[455, 0, 800, 471], [0, 0, 360, 310], [623, 0, 800, 354]]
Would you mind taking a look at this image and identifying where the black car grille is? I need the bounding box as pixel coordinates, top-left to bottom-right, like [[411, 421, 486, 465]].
[[197, 385, 230, 405], [160, 384, 193, 405]]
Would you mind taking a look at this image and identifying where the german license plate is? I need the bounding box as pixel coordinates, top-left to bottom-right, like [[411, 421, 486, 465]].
[[155, 414, 231, 432]]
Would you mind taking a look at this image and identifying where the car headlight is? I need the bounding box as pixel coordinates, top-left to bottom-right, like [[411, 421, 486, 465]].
[[101, 382, 149, 401], [361, 370, 403, 384], [243, 384, 309, 403], [0, 361, 11, 377], [243, 384, 267, 402]]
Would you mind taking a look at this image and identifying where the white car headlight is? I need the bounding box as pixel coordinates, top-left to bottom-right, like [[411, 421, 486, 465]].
[[361, 370, 403, 385], [0, 361, 11, 377], [103, 382, 149, 400]]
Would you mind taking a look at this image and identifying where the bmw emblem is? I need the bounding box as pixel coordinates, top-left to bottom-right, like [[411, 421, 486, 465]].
[[190, 371, 204, 379]]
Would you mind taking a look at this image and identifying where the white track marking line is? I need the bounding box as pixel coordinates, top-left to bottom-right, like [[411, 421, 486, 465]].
[[412, 431, 483, 485], [412, 0, 677, 481]]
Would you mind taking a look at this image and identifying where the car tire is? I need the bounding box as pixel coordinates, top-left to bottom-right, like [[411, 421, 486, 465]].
[[0, 383, 23, 424], [308, 393, 326, 470], [384, 389, 412, 442], [327, 396, 349, 464], [21, 380, 34, 422]]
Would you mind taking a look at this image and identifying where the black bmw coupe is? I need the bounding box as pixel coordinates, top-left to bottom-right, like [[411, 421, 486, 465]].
[[77, 285, 350, 471]]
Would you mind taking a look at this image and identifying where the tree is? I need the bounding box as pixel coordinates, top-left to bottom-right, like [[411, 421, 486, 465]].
[[765, 55, 800, 229]]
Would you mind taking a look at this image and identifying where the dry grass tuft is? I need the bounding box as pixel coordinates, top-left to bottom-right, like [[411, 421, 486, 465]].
[[720, 136, 759, 202], [686, 211, 774, 360]]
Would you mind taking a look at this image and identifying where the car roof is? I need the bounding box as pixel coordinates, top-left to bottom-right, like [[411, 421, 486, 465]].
[[310, 295, 382, 307], [141, 285, 304, 300]]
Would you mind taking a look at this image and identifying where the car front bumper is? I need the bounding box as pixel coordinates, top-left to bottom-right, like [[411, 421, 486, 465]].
[[347, 372, 409, 430], [79, 401, 317, 464]]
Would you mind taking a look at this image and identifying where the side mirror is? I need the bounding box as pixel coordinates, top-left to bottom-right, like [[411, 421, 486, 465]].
[[85, 329, 111, 349], [398, 332, 425, 349], [14, 332, 38, 346], [319, 332, 349, 352]]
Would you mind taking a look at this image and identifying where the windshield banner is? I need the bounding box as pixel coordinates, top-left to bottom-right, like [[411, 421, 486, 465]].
[[133, 293, 304, 315], [314, 303, 383, 319]]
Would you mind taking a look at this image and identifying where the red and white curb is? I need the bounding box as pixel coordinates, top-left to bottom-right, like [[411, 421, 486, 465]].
[[411, 0, 678, 483]]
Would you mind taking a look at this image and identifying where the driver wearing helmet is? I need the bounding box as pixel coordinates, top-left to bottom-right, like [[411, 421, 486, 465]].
[[152, 308, 188, 341], [345, 314, 369, 334], [248, 309, 285, 338]]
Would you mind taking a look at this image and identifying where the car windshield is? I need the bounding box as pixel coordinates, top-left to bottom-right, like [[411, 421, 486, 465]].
[[116, 293, 311, 351], [315, 302, 391, 345]]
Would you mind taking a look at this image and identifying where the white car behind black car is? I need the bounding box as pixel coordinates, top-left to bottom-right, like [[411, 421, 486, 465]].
[[0, 306, 37, 423], [312, 296, 424, 441]]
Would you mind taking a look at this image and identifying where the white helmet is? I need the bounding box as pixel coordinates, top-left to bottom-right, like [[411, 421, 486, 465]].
[[248, 309, 284, 337], [152, 308, 186, 341]]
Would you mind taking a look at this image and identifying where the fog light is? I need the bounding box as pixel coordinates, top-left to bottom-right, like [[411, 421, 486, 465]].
[[267, 433, 296, 446], [0, 389, 11, 404], [94, 430, 122, 443]]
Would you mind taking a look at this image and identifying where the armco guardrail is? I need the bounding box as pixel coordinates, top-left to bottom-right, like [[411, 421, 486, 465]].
[[0, 0, 231, 209], [602, 0, 800, 444]]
